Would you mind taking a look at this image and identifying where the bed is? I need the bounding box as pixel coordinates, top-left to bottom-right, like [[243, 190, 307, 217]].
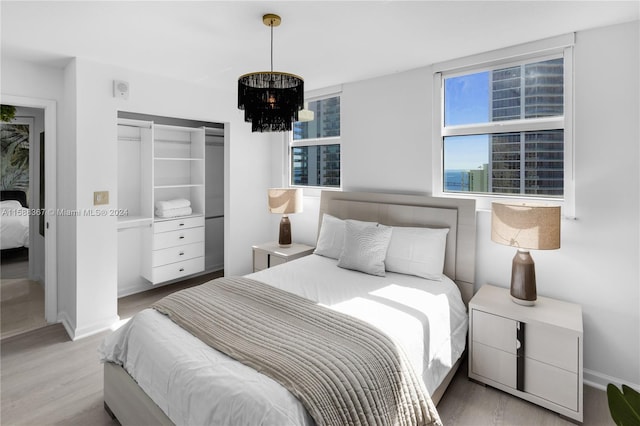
[[1, 190, 30, 250], [99, 191, 477, 425]]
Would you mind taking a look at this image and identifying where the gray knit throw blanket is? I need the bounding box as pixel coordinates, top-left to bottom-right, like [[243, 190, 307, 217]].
[[152, 276, 442, 426]]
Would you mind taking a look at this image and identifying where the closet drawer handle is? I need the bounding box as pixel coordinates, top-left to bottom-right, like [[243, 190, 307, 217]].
[[179, 251, 185, 256], [179, 236, 185, 239], [178, 223, 185, 227], [179, 268, 185, 272]]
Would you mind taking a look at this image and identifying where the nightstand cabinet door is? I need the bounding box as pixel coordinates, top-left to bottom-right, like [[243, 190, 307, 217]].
[[524, 323, 579, 411], [471, 310, 518, 388], [270, 255, 287, 268]]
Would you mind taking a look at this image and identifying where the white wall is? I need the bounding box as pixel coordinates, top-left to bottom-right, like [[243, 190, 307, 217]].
[[2, 56, 275, 339], [285, 21, 640, 389], [69, 57, 276, 337]]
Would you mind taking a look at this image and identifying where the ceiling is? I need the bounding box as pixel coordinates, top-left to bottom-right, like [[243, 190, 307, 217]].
[[2, 1, 638, 92]]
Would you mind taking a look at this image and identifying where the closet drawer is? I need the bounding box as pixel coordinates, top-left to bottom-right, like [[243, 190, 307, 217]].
[[152, 242, 204, 267], [154, 216, 204, 233], [151, 257, 204, 284], [153, 227, 204, 250]]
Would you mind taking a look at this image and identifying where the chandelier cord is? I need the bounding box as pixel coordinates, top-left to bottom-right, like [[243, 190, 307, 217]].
[[270, 21, 274, 72]]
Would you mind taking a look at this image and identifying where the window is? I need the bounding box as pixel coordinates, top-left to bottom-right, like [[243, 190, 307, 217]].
[[290, 95, 341, 188], [433, 34, 574, 214]]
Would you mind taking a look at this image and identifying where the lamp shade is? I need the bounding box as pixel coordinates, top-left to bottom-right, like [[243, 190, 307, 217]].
[[268, 188, 303, 215], [491, 202, 560, 250]]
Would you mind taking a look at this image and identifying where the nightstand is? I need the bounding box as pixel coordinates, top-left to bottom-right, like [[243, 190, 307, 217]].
[[468, 284, 583, 422], [252, 242, 315, 272]]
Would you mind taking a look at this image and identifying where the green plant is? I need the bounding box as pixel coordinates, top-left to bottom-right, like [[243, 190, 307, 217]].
[[0, 104, 16, 122], [608, 383, 640, 426]]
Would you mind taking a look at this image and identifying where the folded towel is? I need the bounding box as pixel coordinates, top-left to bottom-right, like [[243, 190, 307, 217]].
[[155, 206, 193, 218], [155, 198, 191, 211]]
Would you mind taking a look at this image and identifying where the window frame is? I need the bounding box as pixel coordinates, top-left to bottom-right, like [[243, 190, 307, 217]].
[[287, 88, 342, 194], [432, 34, 575, 217]]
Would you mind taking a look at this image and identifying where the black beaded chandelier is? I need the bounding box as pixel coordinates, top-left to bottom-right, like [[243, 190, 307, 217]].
[[238, 14, 304, 133]]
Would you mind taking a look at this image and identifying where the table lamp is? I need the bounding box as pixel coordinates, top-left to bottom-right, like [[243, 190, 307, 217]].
[[268, 188, 303, 247], [491, 202, 561, 306]]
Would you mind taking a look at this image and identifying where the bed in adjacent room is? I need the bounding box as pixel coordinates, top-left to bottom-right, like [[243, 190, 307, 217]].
[[99, 191, 477, 425], [1, 190, 30, 251]]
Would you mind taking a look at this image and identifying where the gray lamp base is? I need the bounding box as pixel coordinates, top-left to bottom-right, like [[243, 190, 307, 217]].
[[278, 215, 292, 247], [510, 249, 536, 306]]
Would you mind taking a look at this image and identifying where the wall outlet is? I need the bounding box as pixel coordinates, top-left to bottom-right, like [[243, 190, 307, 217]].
[[94, 191, 109, 205]]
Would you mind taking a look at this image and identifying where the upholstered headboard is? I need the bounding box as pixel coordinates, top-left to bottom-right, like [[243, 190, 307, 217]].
[[318, 191, 476, 305]]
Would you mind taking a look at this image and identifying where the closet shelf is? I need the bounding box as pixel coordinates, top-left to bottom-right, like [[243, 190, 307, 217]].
[[154, 212, 204, 222], [154, 184, 204, 189], [117, 216, 153, 230], [154, 139, 194, 144], [154, 157, 204, 161]]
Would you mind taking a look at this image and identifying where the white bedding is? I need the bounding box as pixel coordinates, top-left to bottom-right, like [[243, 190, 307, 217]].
[[99, 254, 468, 426], [1, 200, 29, 249]]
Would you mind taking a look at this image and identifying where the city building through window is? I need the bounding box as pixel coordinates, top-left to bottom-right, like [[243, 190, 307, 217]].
[[290, 95, 341, 188], [432, 34, 575, 214], [442, 57, 565, 197]]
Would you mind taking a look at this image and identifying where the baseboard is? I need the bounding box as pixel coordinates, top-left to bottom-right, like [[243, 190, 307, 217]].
[[58, 311, 120, 340], [584, 368, 640, 391], [73, 315, 121, 340], [58, 310, 76, 340]]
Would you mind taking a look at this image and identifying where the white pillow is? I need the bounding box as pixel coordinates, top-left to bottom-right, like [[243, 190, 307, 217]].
[[0, 200, 22, 209], [337, 220, 392, 277], [313, 214, 346, 259], [385, 226, 449, 281]]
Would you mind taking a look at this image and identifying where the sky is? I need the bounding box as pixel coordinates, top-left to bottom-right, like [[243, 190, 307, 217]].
[[443, 71, 490, 171]]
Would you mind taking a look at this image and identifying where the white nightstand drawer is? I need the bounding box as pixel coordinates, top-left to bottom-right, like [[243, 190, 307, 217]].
[[152, 242, 204, 267], [525, 357, 578, 410], [154, 216, 204, 233], [153, 227, 204, 249], [526, 323, 579, 373], [473, 310, 517, 354], [472, 342, 517, 388], [151, 257, 204, 283], [270, 255, 287, 267]]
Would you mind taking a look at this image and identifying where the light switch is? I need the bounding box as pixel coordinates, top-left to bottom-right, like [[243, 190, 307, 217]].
[[94, 191, 109, 205]]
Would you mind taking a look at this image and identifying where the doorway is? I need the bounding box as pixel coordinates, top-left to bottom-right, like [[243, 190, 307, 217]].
[[0, 110, 45, 338], [0, 95, 57, 337]]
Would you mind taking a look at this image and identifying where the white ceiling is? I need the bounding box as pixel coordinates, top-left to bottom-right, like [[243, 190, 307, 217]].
[[2, 1, 638, 92]]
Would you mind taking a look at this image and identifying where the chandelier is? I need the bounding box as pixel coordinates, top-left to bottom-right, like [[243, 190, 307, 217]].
[[238, 14, 304, 133]]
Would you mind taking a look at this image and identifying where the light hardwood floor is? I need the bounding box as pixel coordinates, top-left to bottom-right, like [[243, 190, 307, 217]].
[[1, 250, 47, 339], [1, 272, 614, 426]]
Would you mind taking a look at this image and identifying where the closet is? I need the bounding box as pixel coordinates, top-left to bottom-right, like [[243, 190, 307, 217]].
[[116, 113, 224, 296]]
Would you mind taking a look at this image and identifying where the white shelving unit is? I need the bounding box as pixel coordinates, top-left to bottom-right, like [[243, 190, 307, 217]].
[[144, 124, 206, 284], [153, 124, 205, 219], [117, 118, 212, 289]]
